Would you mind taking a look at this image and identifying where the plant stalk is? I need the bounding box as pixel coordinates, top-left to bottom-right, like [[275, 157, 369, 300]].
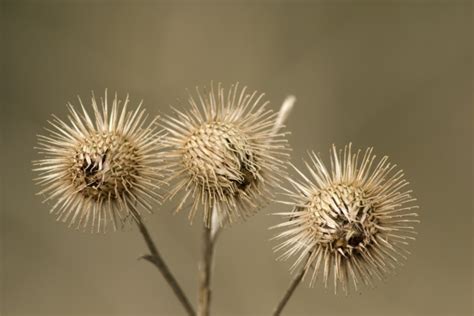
[[272, 262, 307, 316], [198, 207, 219, 316], [135, 215, 196, 316]]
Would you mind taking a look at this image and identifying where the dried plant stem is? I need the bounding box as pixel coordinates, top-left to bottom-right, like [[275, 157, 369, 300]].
[[198, 207, 219, 316], [272, 262, 307, 316], [135, 215, 196, 316]]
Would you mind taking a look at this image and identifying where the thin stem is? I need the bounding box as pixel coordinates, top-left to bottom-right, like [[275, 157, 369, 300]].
[[135, 215, 196, 316], [272, 263, 307, 316], [198, 207, 219, 316]]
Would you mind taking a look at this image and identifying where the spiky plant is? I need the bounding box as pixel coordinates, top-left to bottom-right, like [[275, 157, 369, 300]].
[[273, 144, 419, 294], [161, 82, 290, 226], [33, 91, 163, 233]]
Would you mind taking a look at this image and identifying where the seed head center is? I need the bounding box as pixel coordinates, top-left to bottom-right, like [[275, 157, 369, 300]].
[[72, 132, 140, 199], [308, 184, 378, 253], [183, 122, 257, 193]]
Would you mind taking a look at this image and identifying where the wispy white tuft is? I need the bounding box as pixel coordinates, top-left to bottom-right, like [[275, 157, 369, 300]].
[[272, 95, 296, 135]]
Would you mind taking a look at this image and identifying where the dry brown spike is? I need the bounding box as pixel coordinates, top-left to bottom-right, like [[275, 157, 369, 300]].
[[161, 82, 291, 226], [33, 91, 164, 233], [272, 144, 419, 294]]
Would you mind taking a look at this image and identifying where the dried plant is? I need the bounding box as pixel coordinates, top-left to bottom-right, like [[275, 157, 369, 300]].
[[272, 144, 419, 295], [31, 84, 420, 316], [33, 91, 163, 233], [161, 82, 291, 226]]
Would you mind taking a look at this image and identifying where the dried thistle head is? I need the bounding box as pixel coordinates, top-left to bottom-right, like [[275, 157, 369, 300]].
[[161, 82, 290, 226], [33, 91, 163, 233], [273, 144, 419, 294]]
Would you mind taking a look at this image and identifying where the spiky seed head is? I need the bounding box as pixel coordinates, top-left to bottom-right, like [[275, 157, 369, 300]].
[[33, 91, 164, 233], [162, 82, 290, 226], [273, 144, 419, 294]]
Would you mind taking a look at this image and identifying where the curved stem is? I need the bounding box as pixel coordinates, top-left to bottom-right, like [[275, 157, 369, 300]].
[[272, 263, 306, 316], [135, 215, 196, 316]]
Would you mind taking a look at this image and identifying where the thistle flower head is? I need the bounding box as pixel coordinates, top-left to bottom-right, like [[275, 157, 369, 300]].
[[273, 144, 419, 294], [162, 82, 290, 225], [33, 91, 163, 233]]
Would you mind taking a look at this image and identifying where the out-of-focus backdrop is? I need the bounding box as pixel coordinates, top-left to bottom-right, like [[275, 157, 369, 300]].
[[1, 1, 472, 315]]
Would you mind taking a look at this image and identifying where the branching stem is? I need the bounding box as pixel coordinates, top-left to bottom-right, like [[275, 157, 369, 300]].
[[135, 215, 196, 316]]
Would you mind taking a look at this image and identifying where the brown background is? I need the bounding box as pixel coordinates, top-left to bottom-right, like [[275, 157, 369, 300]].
[[1, 1, 472, 315]]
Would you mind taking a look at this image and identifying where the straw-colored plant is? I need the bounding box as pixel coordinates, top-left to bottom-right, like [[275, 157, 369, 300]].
[[32, 85, 418, 316], [33, 91, 163, 233], [271, 144, 419, 315], [161, 83, 290, 226], [160, 83, 292, 315]]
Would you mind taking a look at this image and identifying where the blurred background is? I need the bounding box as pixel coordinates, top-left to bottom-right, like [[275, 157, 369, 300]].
[[1, 1, 472, 315]]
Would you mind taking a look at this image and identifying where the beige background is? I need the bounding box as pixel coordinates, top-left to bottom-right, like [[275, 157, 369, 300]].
[[1, 1, 472, 315]]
